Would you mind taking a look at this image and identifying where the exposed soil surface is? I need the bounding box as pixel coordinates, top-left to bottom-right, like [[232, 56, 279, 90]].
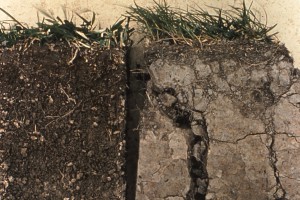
[[0, 41, 127, 199]]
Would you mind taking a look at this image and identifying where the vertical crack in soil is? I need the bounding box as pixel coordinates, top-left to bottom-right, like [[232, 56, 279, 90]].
[[149, 84, 210, 199], [187, 114, 209, 200], [124, 50, 147, 200], [265, 115, 287, 199]]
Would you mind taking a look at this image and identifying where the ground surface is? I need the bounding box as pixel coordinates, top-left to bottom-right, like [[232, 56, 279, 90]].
[[0, 42, 126, 199]]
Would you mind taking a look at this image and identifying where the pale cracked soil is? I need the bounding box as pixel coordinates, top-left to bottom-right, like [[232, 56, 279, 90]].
[[136, 39, 300, 200]]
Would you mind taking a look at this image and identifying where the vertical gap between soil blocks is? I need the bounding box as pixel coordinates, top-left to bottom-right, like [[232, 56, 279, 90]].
[[124, 49, 148, 200]]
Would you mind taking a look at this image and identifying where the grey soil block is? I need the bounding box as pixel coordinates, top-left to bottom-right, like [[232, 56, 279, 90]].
[[137, 40, 300, 200]]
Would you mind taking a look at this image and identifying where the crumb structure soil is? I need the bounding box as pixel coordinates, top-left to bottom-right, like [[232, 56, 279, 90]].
[[0, 41, 127, 199]]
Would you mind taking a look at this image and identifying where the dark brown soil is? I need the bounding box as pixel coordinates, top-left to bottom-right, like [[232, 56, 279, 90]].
[[0, 41, 127, 199]]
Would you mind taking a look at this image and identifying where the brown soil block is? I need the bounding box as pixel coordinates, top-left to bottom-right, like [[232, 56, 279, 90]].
[[0, 41, 127, 199]]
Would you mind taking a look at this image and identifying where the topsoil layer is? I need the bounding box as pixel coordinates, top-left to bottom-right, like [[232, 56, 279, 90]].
[[0, 41, 127, 199]]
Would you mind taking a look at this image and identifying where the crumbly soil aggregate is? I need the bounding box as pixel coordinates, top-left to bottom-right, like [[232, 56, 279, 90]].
[[0, 41, 127, 200]]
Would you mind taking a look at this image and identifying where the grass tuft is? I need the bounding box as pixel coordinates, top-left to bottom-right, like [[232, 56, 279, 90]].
[[0, 7, 134, 48], [127, 0, 277, 46]]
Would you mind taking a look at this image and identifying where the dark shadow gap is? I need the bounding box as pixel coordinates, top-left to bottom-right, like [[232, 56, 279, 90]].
[[125, 48, 147, 200], [186, 115, 209, 200]]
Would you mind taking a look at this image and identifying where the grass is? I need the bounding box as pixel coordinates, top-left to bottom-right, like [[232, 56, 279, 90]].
[[127, 0, 278, 46], [0, 7, 134, 48], [0, 1, 277, 48]]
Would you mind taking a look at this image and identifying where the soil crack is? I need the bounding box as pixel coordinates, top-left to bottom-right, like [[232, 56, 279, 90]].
[[187, 114, 209, 200], [265, 113, 287, 199]]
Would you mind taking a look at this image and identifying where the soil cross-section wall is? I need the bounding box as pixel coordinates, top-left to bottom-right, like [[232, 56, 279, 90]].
[[136, 40, 300, 200], [0, 42, 127, 199]]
